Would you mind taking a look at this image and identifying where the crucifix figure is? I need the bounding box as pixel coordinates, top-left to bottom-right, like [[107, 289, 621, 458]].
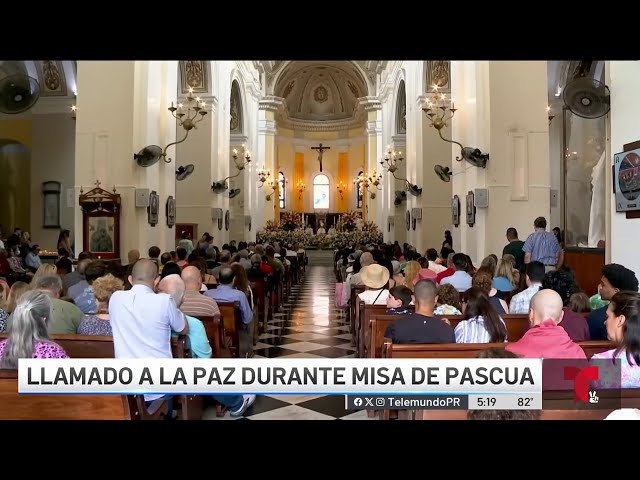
[[311, 143, 330, 172]]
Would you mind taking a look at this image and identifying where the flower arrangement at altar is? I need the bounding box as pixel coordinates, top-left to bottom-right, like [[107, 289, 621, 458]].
[[280, 211, 302, 231], [337, 210, 359, 232], [329, 221, 383, 249]]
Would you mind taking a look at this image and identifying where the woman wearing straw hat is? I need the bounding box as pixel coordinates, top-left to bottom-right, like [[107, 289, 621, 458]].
[[358, 264, 391, 305]]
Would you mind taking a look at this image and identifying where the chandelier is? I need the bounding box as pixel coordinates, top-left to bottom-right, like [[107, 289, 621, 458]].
[[212, 145, 252, 194], [422, 86, 488, 168], [379, 146, 422, 196], [296, 180, 306, 199], [257, 166, 271, 184], [353, 170, 382, 199]]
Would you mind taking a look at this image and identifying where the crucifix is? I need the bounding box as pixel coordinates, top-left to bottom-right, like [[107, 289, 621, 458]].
[[311, 143, 330, 172]]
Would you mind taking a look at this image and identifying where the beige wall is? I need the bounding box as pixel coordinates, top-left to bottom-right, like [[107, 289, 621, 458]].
[[31, 114, 75, 250], [0, 116, 75, 250]]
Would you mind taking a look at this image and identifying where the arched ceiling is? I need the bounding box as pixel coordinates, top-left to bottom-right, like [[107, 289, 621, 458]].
[[258, 60, 386, 131]]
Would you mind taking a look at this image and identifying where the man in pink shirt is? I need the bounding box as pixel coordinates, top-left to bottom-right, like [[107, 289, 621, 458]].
[[506, 289, 586, 359]]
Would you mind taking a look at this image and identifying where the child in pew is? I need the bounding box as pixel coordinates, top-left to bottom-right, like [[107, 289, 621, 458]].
[[467, 348, 542, 420], [434, 283, 462, 315], [386, 285, 413, 315], [0, 290, 69, 367]]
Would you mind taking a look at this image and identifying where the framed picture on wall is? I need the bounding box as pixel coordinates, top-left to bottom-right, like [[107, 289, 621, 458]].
[[148, 191, 159, 226], [466, 191, 476, 227], [452, 195, 460, 227], [79, 182, 121, 260], [166, 196, 176, 228], [42, 181, 61, 228]]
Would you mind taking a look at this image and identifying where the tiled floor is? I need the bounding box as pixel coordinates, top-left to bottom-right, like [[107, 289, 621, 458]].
[[204, 250, 373, 420]]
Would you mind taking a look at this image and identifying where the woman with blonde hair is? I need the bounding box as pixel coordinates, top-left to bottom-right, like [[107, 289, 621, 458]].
[[77, 274, 124, 335], [0, 290, 69, 368], [492, 256, 516, 294], [31, 263, 57, 288], [5, 281, 29, 314], [403, 261, 421, 292]]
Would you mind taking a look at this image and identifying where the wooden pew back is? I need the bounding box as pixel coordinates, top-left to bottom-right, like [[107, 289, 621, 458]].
[[217, 301, 242, 358], [0, 370, 132, 420]]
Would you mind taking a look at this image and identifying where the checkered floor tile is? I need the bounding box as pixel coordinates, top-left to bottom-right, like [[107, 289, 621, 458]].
[[203, 250, 374, 420]]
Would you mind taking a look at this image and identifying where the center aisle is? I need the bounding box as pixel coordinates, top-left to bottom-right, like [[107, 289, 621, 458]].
[[204, 250, 372, 420]]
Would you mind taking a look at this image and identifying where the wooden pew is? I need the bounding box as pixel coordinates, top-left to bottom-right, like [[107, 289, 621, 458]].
[[0, 370, 134, 420], [367, 313, 531, 360], [359, 305, 414, 357], [217, 301, 243, 358], [194, 315, 223, 359], [249, 279, 268, 335], [382, 340, 616, 359]]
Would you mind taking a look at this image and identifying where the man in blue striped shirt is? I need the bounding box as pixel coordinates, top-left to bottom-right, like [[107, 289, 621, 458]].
[[522, 217, 562, 272]]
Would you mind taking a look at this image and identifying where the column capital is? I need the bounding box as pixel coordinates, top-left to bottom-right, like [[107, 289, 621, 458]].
[[390, 134, 406, 148], [359, 96, 382, 112], [259, 95, 285, 112], [230, 134, 249, 146], [366, 120, 382, 135], [258, 119, 277, 135]]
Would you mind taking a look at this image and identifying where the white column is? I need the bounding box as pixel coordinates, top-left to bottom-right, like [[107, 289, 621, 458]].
[[608, 61, 640, 268], [74, 61, 177, 262], [450, 61, 549, 264], [256, 96, 283, 233]]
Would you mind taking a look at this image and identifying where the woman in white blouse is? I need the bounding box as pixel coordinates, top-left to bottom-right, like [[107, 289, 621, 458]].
[[456, 287, 507, 343]]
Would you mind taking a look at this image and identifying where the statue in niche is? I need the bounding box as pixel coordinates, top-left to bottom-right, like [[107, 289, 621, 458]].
[[230, 93, 239, 131]]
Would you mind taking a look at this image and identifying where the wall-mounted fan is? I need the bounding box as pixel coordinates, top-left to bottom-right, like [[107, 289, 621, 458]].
[[394, 190, 407, 206], [134, 145, 163, 167], [563, 76, 610, 119], [407, 183, 422, 196], [176, 164, 194, 181], [228, 188, 241, 199], [0, 74, 41, 114], [434, 165, 452, 182]]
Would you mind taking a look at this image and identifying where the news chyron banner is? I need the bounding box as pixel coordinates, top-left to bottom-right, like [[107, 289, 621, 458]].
[[20, 358, 542, 409]]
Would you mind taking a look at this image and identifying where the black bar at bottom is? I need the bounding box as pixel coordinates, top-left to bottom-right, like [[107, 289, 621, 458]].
[[346, 394, 468, 410]]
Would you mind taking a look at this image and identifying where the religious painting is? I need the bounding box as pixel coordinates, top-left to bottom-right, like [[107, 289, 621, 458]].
[[426, 61, 451, 93], [42, 181, 61, 229], [148, 191, 159, 226], [314, 85, 328, 103], [166, 196, 176, 227], [35, 61, 67, 96], [225, 210, 230, 231], [466, 190, 476, 227], [89, 217, 115, 253], [79, 182, 121, 260], [179, 61, 208, 94], [230, 81, 242, 133]]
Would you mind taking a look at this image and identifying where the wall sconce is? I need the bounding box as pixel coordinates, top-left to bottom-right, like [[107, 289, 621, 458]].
[[422, 87, 489, 168], [380, 145, 422, 196], [547, 105, 555, 125], [257, 166, 271, 185], [70, 104, 76, 120], [336, 180, 347, 199], [212, 145, 252, 195], [353, 170, 382, 199], [134, 86, 209, 167], [296, 180, 306, 199]]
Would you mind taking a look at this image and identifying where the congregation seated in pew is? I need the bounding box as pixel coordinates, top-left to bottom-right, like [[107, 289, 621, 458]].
[[434, 283, 461, 315], [385, 285, 412, 315], [180, 266, 220, 317]]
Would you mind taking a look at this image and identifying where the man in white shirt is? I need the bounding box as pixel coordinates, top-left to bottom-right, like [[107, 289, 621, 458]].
[[509, 261, 545, 313], [109, 259, 188, 414], [425, 248, 447, 274]]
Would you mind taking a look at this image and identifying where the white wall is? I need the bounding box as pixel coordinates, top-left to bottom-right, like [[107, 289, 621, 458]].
[[31, 114, 75, 250], [608, 61, 640, 270]]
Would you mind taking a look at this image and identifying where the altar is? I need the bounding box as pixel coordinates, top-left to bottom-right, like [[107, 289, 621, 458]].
[[291, 211, 362, 234]]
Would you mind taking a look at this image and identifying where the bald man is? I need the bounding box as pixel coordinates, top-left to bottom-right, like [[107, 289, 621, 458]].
[[506, 289, 586, 359], [158, 274, 212, 359], [180, 266, 220, 318], [109, 258, 188, 408]]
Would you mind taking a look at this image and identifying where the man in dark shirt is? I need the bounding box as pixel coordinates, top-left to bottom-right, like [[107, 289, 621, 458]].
[[384, 279, 454, 343], [587, 264, 638, 340], [502, 227, 525, 270]]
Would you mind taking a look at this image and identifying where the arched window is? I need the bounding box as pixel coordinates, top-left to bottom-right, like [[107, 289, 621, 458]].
[[278, 171, 286, 209], [356, 170, 363, 209], [313, 174, 330, 210]]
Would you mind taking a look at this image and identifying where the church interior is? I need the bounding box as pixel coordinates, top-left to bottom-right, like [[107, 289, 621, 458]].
[[0, 60, 639, 420]]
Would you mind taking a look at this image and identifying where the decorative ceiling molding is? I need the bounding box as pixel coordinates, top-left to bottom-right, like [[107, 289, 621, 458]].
[[276, 137, 366, 148], [179, 61, 209, 94], [259, 95, 285, 112], [35, 61, 68, 96], [276, 107, 366, 132], [359, 96, 382, 111]]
